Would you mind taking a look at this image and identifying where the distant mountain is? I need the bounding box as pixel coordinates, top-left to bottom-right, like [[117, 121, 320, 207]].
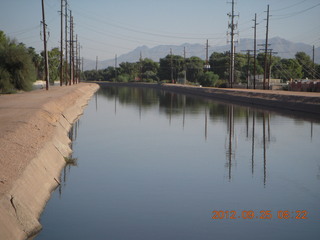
[[83, 37, 319, 70]]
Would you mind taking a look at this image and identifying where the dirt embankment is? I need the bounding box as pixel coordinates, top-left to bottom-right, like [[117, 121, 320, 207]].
[[0, 83, 99, 240]]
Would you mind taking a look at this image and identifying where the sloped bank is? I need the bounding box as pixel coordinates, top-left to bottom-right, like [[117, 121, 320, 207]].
[[0, 83, 99, 240]]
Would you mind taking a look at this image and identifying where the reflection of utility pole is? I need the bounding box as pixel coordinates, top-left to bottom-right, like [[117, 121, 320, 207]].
[[226, 105, 234, 181], [251, 111, 255, 175], [41, 0, 49, 90], [205, 106, 208, 141], [263, 113, 267, 187]]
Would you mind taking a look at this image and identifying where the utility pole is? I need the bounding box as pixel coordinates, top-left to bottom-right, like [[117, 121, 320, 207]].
[[241, 50, 253, 89], [115, 54, 118, 81], [263, 5, 270, 90], [78, 42, 81, 83], [312, 45, 315, 79], [170, 48, 173, 83], [204, 39, 210, 71], [64, 0, 68, 86], [81, 57, 84, 81], [41, 0, 49, 90], [227, 0, 239, 88], [267, 49, 278, 88], [252, 13, 258, 89], [60, 0, 64, 86], [183, 46, 186, 84], [96, 56, 98, 72], [69, 11, 73, 85], [75, 34, 78, 84], [71, 15, 75, 84]]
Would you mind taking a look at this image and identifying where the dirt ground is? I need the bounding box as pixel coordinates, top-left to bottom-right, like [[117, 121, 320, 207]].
[[0, 83, 98, 196]]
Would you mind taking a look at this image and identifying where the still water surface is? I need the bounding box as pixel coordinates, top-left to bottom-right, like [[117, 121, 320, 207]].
[[36, 86, 320, 240]]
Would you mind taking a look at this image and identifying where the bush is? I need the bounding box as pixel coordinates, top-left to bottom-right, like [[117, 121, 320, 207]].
[[0, 32, 36, 92], [198, 72, 219, 87]]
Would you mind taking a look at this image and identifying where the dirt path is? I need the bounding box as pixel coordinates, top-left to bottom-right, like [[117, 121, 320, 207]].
[[0, 83, 99, 240]]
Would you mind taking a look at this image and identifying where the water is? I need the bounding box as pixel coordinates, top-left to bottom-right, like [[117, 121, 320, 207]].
[[35, 86, 320, 240]]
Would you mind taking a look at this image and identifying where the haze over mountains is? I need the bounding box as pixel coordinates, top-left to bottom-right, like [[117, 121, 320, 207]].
[[83, 37, 319, 71]]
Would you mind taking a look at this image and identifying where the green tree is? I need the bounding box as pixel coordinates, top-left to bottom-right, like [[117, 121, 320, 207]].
[[159, 54, 184, 82], [198, 71, 219, 87], [186, 56, 204, 83], [0, 31, 36, 92], [295, 52, 315, 79], [273, 58, 303, 81], [41, 47, 60, 84], [209, 52, 230, 80]]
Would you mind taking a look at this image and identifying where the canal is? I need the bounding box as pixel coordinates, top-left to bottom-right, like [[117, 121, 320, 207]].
[[35, 86, 320, 240]]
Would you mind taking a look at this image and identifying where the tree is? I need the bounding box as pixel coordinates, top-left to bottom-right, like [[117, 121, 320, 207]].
[[295, 52, 315, 79], [0, 31, 36, 92], [272, 58, 303, 81], [159, 54, 184, 82], [209, 52, 230, 80], [41, 47, 60, 84], [199, 71, 219, 87], [186, 56, 204, 83]]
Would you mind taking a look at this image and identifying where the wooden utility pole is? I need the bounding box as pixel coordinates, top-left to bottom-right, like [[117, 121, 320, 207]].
[[312, 45, 315, 79], [115, 54, 118, 81], [241, 50, 253, 89], [253, 13, 258, 89], [69, 11, 73, 85], [71, 15, 75, 84], [263, 5, 270, 90], [267, 49, 278, 88], [183, 46, 186, 84], [227, 0, 238, 88], [41, 0, 49, 90], [96, 56, 98, 72], [204, 39, 210, 71], [170, 48, 173, 83], [75, 34, 78, 84], [64, 0, 68, 86], [60, 0, 64, 86]]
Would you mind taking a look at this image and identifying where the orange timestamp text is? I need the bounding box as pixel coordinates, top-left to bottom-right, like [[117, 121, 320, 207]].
[[211, 210, 308, 220]]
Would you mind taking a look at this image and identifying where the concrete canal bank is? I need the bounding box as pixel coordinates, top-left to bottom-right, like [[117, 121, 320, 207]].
[[0, 83, 99, 240], [97, 82, 320, 116]]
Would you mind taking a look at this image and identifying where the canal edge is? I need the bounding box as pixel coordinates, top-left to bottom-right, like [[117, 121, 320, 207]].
[[0, 83, 100, 240]]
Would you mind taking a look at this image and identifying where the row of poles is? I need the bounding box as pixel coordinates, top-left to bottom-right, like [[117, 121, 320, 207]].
[[228, 1, 272, 90], [41, 0, 82, 91]]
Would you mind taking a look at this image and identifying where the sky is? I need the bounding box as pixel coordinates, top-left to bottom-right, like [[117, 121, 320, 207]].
[[1, 0, 319, 61]]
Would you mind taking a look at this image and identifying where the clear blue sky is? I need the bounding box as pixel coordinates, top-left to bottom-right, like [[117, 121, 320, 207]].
[[1, 0, 319, 61]]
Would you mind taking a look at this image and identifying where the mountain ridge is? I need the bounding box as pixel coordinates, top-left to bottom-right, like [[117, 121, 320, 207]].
[[83, 37, 319, 70]]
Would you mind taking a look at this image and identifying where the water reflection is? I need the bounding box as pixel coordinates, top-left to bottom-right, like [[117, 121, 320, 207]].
[[36, 86, 320, 240], [97, 86, 319, 185], [58, 119, 80, 198]]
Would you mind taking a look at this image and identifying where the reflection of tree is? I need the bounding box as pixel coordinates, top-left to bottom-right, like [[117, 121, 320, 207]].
[[96, 86, 318, 185], [58, 120, 79, 198]]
